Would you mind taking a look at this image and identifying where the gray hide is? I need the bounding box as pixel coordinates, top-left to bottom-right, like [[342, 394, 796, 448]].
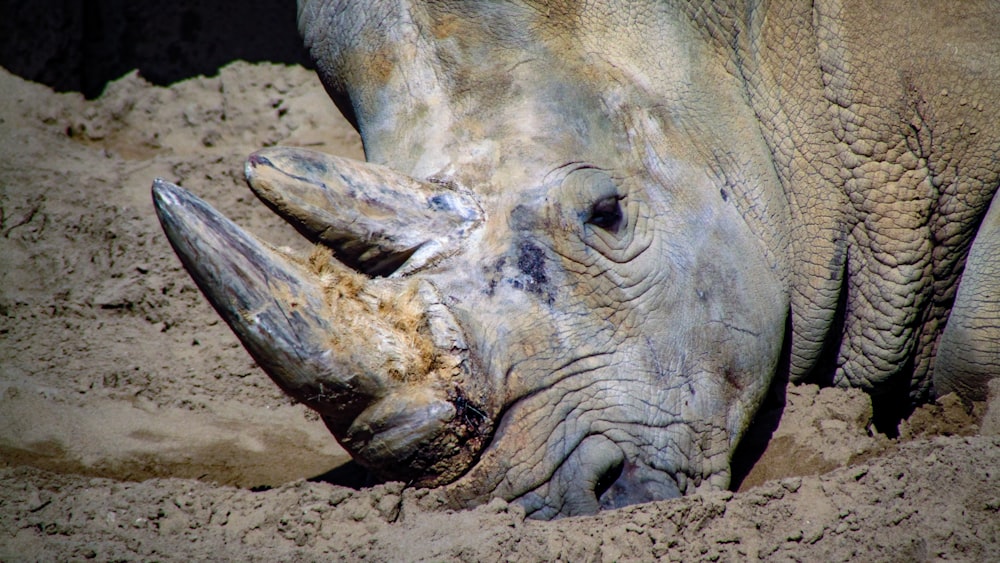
[[152, 0, 1000, 519]]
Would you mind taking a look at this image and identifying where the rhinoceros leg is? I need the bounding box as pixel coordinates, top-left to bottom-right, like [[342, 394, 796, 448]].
[[935, 189, 1000, 402]]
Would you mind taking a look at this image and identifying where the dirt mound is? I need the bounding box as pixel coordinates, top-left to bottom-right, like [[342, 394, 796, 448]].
[[1, 62, 997, 561]]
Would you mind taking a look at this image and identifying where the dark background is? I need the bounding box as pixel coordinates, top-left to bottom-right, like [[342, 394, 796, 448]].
[[0, 0, 309, 98]]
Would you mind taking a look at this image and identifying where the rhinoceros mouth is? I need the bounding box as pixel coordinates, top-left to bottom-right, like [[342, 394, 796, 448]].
[[151, 147, 495, 487], [471, 416, 686, 519]]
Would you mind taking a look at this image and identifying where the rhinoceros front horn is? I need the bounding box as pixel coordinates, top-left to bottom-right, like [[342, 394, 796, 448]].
[[151, 162, 491, 486]]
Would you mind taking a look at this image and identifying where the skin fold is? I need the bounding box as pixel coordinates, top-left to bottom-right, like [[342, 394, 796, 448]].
[[152, 0, 1000, 519]]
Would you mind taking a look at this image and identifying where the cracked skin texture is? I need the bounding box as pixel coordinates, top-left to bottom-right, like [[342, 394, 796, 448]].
[[519, 0, 1000, 403], [733, 0, 1000, 405], [200, 0, 1000, 517]]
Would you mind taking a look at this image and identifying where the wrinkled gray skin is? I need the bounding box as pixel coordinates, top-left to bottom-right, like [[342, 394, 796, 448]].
[[152, 0, 1000, 519]]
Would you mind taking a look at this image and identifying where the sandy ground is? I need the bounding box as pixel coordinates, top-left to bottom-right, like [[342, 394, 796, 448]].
[[1, 61, 998, 561]]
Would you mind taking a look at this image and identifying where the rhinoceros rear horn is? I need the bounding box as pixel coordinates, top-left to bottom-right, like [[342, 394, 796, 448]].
[[245, 147, 482, 277], [152, 179, 491, 485]]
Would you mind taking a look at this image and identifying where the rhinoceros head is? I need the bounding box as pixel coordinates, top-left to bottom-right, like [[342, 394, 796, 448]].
[[153, 1, 790, 518]]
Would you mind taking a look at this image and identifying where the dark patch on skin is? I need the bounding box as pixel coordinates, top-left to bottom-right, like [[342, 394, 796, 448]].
[[482, 245, 554, 304], [427, 194, 452, 212], [516, 241, 548, 291], [721, 364, 745, 407], [483, 257, 506, 297], [509, 204, 536, 231]]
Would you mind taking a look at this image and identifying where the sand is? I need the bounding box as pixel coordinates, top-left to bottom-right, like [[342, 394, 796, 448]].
[[1, 61, 997, 561]]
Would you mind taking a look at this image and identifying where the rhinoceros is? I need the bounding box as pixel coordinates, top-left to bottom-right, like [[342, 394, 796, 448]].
[[151, 0, 1000, 518]]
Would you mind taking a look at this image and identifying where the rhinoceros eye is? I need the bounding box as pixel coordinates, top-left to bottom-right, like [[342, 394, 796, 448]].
[[586, 195, 623, 233]]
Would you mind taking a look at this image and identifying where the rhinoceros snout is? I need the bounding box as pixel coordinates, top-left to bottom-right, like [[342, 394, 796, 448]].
[[151, 175, 494, 486]]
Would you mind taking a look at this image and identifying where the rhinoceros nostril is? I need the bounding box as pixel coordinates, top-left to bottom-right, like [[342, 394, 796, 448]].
[[594, 458, 625, 502], [597, 460, 682, 510]]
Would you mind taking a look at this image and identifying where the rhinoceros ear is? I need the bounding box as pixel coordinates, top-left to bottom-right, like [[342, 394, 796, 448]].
[[245, 147, 482, 277]]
